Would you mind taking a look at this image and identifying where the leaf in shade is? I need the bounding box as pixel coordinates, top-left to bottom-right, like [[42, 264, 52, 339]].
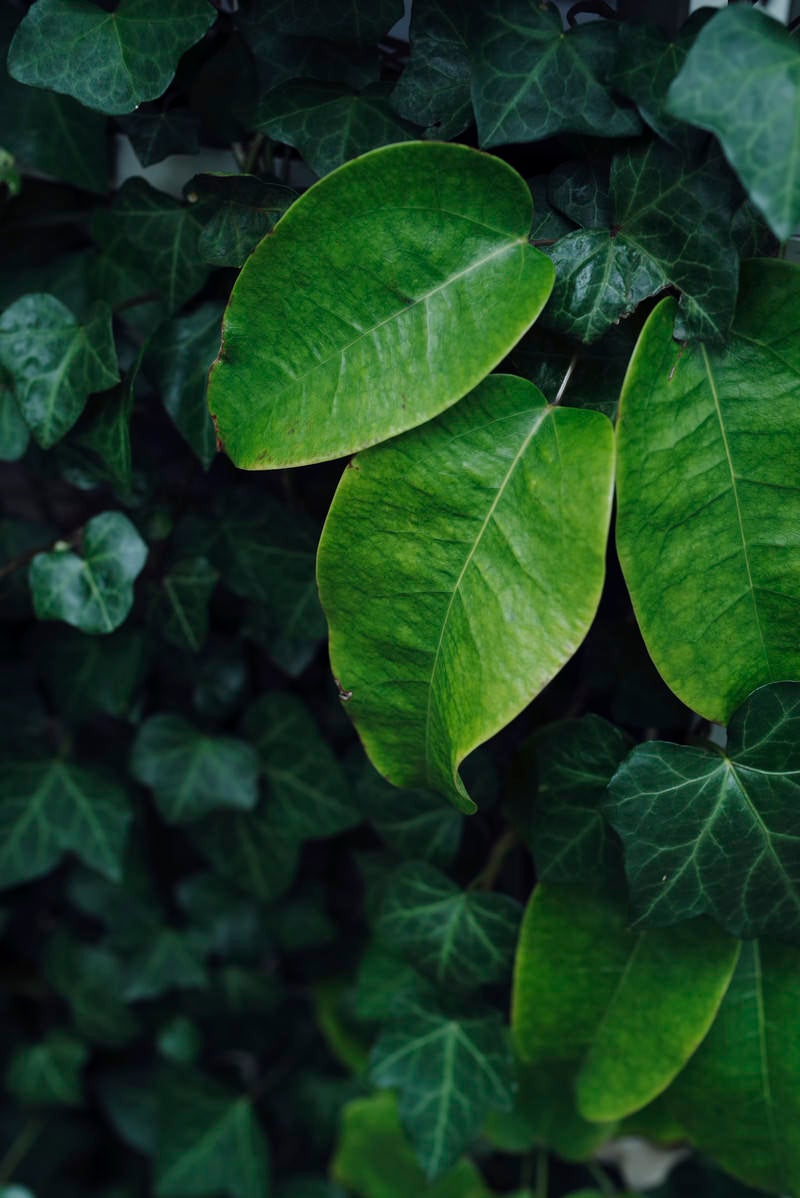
[[123, 929, 209, 1001], [37, 627, 146, 722], [118, 109, 202, 167], [0, 371, 28, 461], [72, 383, 134, 493], [146, 302, 221, 470], [391, 0, 472, 139], [153, 557, 219, 653], [191, 802, 300, 902], [6, 1032, 88, 1108], [356, 760, 462, 867], [0, 72, 108, 194], [548, 162, 612, 230], [46, 935, 139, 1047], [236, 0, 401, 44], [185, 174, 296, 268], [610, 18, 704, 146]]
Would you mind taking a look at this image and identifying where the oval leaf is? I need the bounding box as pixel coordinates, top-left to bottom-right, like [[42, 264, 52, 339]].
[[207, 142, 554, 469], [615, 260, 800, 723], [317, 374, 614, 810]]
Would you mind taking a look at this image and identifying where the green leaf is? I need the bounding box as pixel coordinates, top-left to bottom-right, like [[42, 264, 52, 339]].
[[470, 1, 641, 148], [29, 511, 147, 635], [97, 1068, 157, 1155], [370, 991, 514, 1177], [37, 626, 146, 721], [332, 1093, 492, 1198], [155, 1069, 270, 1198], [484, 1059, 614, 1160], [123, 929, 209, 1001], [356, 760, 462, 867], [71, 382, 134, 493], [375, 861, 521, 991], [548, 162, 611, 230], [6, 1032, 88, 1108], [236, 0, 401, 44], [391, 0, 471, 139], [512, 883, 740, 1122], [146, 302, 221, 470], [610, 18, 701, 146], [0, 294, 118, 448], [185, 174, 296, 268], [317, 374, 614, 811], [244, 693, 359, 839], [207, 142, 554, 468], [131, 714, 260, 824], [8, 0, 216, 116], [667, 4, 800, 240], [354, 946, 419, 1023], [119, 109, 201, 167], [0, 371, 29, 461], [606, 681, 800, 942], [190, 803, 299, 902], [153, 557, 219, 653], [253, 82, 418, 178], [0, 76, 107, 194], [667, 940, 800, 1194], [46, 935, 138, 1046], [0, 759, 130, 888], [615, 261, 800, 723]]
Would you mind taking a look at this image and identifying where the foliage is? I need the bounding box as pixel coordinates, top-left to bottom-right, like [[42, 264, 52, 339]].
[[0, 2, 798, 1198]]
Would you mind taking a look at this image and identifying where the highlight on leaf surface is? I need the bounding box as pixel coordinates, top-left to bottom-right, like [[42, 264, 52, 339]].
[[317, 373, 615, 811], [207, 142, 555, 468]]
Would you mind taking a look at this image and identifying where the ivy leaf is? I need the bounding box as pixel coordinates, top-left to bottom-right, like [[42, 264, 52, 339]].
[[207, 142, 554, 468], [356, 761, 462, 868], [0, 294, 118, 448], [236, 0, 401, 44], [375, 861, 521, 991], [185, 174, 296, 268], [131, 713, 260, 824], [146, 302, 221, 470], [190, 803, 299, 902], [512, 884, 740, 1122], [46, 935, 138, 1046], [29, 511, 147, 635], [548, 162, 611, 230], [470, 1, 641, 148], [253, 82, 418, 179], [0, 759, 131, 888], [370, 991, 515, 1178], [615, 261, 800, 723], [118, 109, 201, 167], [667, 940, 800, 1194], [6, 1032, 88, 1108], [317, 375, 614, 810], [155, 1069, 270, 1198], [152, 557, 219, 653], [123, 929, 209, 1001], [606, 682, 800, 943], [71, 383, 134, 493], [8, 0, 216, 116], [391, 0, 472, 139], [0, 372, 28, 461], [610, 18, 701, 146], [37, 627, 146, 722], [244, 693, 359, 839], [667, 4, 800, 240]]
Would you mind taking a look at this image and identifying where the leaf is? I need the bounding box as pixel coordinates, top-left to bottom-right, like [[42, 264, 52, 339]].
[[131, 713, 260, 824], [356, 760, 462, 867], [615, 260, 800, 723], [146, 302, 221, 470], [317, 374, 614, 811], [6, 1032, 88, 1108], [606, 682, 800, 942], [97, 1068, 157, 1155], [123, 929, 209, 1001], [354, 946, 419, 1023], [370, 991, 515, 1178], [37, 626, 146, 721], [667, 4, 800, 240], [548, 162, 612, 230], [8, 0, 216, 116], [484, 1059, 614, 1160], [0, 372, 28, 461], [155, 1069, 270, 1198], [610, 18, 700, 146], [190, 803, 299, 902], [29, 511, 147, 635], [207, 142, 554, 468], [153, 557, 219, 653], [46, 935, 139, 1046], [469, 1, 641, 148], [72, 383, 134, 493], [375, 861, 521, 991], [512, 883, 740, 1122], [118, 109, 202, 167], [243, 693, 359, 839], [332, 1093, 492, 1198], [0, 294, 118, 448], [236, 0, 401, 44], [667, 940, 800, 1194], [391, 0, 472, 140], [185, 174, 296, 268]]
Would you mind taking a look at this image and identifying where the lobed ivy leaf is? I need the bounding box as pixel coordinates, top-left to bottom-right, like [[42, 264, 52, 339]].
[[667, 4, 800, 240], [610, 18, 702, 146], [37, 627, 146, 722], [29, 511, 147, 635], [390, 0, 472, 139], [8, 0, 216, 116], [131, 714, 260, 824], [0, 294, 118, 448], [469, 1, 641, 148], [318, 375, 614, 811], [0, 759, 131, 888], [190, 803, 299, 903], [370, 991, 515, 1178], [185, 174, 296, 268], [375, 861, 521, 991], [146, 302, 221, 470], [122, 929, 209, 1001], [207, 142, 554, 468], [118, 109, 202, 167], [6, 1032, 88, 1108], [615, 261, 800, 723], [46, 935, 139, 1047], [152, 557, 219, 653], [548, 162, 611, 231], [356, 761, 462, 868]]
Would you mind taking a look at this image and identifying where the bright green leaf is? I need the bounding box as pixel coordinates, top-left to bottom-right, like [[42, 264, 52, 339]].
[[207, 142, 554, 468], [6, 1032, 88, 1108]]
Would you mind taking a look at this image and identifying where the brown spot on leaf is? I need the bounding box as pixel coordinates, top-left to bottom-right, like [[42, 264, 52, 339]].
[[335, 678, 353, 703]]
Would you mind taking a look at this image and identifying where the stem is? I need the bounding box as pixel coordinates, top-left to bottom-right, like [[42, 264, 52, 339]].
[[553, 355, 578, 406], [242, 133, 265, 175], [535, 1149, 549, 1198], [112, 290, 160, 315], [587, 1162, 616, 1195], [0, 1118, 43, 1186], [469, 827, 518, 891]]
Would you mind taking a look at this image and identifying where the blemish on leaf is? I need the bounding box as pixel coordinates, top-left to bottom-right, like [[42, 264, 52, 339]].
[[335, 679, 353, 702]]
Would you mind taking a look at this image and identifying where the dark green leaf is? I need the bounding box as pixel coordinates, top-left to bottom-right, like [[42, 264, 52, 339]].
[[0, 372, 29, 461], [97, 1069, 157, 1155], [191, 803, 299, 902], [146, 302, 221, 470], [391, 0, 472, 139], [8, 0, 216, 116], [72, 383, 133, 493], [354, 946, 419, 1022], [37, 626, 146, 721], [0, 294, 118, 447], [356, 761, 462, 867], [236, 0, 401, 44], [153, 557, 219, 653], [548, 162, 611, 230], [123, 929, 209, 1001], [131, 713, 260, 824], [6, 1032, 88, 1108], [484, 1059, 614, 1160], [610, 19, 700, 145], [46, 935, 139, 1046], [185, 174, 295, 268], [118, 109, 201, 167]]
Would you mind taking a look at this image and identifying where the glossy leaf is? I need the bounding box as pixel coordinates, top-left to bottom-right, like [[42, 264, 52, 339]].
[[185, 174, 296, 268], [147, 302, 221, 470], [667, 4, 800, 240], [317, 374, 614, 810], [512, 884, 740, 1121], [606, 682, 800, 942], [8, 0, 215, 116], [29, 511, 147, 635], [391, 0, 472, 139], [207, 142, 554, 468], [616, 261, 800, 723], [370, 991, 514, 1177], [375, 861, 521, 991], [131, 714, 260, 824], [470, 1, 641, 148], [6, 1033, 88, 1108], [0, 294, 118, 448]]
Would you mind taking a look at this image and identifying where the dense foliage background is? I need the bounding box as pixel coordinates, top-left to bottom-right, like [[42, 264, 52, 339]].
[[1, 1, 799, 1196]]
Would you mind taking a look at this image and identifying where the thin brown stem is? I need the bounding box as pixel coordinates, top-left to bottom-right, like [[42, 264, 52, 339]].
[[469, 827, 518, 891]]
